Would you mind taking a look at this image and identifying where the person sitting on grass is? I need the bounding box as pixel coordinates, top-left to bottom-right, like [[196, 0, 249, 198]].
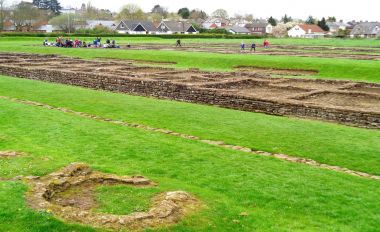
[[43, 39, 49, 46]]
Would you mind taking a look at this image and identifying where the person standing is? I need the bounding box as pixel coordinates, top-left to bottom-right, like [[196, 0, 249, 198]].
[[241, 41, 245, 52], [251, 41, 256, 52]]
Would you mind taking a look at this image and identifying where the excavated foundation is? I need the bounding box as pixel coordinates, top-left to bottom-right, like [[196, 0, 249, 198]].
[[0, 53, 379, 129], [0, 151, 24, 158], [26, 163, 200, 231]]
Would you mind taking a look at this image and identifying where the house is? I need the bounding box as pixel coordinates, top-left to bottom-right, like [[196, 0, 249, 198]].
[[115, 20, 158, 34], [202, 18, 228, 29], [2, 21, 16, 31], [202, 22, 218, 29], [327, 21, 348, 34], [156, 21, 198, 34], [227, 25, 251, 35], [350, 22, 380, 38], [288, 24, 326, 38], [245, 21, 273, 35]]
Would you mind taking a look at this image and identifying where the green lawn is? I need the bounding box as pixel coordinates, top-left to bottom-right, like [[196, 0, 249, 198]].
[[0, 76, 379, 176], [0, 36, 380, 231], [1, 37, 380, 82], [1, 94, 380, 232]]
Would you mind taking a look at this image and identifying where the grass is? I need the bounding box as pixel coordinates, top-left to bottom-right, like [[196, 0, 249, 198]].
[[0, 36, 380, 231], [95, 185, 161, 215], [0, 76, 379, 176], [0, 37, 380, 82], [0, 96, 380, 232]]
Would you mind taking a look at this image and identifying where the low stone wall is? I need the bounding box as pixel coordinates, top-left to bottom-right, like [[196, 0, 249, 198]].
[[0, 65, 379, 129]]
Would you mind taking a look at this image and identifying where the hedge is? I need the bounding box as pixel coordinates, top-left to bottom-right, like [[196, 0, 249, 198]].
[[0, 32, 264, 39]]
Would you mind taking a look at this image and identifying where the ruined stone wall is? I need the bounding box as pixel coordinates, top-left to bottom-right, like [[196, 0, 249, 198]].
[[0, 66, 378, 129]]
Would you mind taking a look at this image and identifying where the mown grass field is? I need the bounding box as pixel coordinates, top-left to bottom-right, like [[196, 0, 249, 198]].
[[1, 78, 380, 232], [0, 36, 379, 231], [0, 37, 380, 82]]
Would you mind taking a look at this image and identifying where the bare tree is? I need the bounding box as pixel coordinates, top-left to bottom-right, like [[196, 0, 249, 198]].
[[11, 2, 41, 31], [212, 9, 229, 19], [0, 0, 6, 30], [116, 4, 146, 21]]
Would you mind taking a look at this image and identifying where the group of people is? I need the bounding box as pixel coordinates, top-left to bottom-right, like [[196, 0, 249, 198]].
[[240, 39, 270, 52], [43, 37, 120, 49]]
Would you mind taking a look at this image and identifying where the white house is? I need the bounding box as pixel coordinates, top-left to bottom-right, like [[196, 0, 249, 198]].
[[327, 21, 348, 34], [288, 24, 325, 38], [115, 20, 158, 34]]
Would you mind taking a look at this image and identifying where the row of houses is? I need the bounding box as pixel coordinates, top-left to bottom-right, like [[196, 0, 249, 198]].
[[2, 19, 198, 35], [115, 20, 198, 34], [287, 22, 380, 38], [202, 19, 273, 35], [2, 17, 379, 38]]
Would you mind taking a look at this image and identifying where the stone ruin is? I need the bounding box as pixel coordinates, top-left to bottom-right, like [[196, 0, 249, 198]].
[[25, 163, 200, 231], [0, 151, 24, 158]]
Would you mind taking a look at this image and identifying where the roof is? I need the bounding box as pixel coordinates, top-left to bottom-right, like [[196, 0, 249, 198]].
[[350, 22, 380, 35], [120, 20, 158, 32], [227, 25, 251, 33], [160, 21, 195, 32], [326, 21, 348, 28], [86, 20, 116, 29], [202, 22, 217, 29], [250, 20, 269, 28], [298, 24, 325, 33]]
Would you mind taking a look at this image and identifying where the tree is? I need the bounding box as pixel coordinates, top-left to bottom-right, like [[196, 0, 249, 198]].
[[0, 0, 6, 30], [177, 7, 190, 19], [49, 13, 84, 33], [152, 5, 168, 17], [212, 9, 229, 19], [12, 1, 42, 31], [190, 9, 207, 20], [268, 16, 277, 26], [305, 15, 316, 24], [282, 14, 292, 23], [318, 17, 329, 31], [244, 14, 254, 22], [327, 16, 336, 22], [116, 4, 146, 20], [33, 0, 61, 15]]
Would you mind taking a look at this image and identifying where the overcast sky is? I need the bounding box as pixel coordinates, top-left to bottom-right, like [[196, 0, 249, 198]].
[[25, 0, 380, 21]]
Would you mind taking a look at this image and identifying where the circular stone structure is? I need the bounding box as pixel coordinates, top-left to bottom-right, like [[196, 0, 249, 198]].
[[25, 163, 200, 231]]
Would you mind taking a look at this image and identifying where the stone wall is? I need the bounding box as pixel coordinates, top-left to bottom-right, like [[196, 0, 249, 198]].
[[0, 66, 379, 129]]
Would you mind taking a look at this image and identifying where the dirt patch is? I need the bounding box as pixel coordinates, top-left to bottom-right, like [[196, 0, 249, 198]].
[[25, 163, 200, 231], [97, 57, 177, 66], [0, 151, 24, 158], [235, 66, 319, 76]]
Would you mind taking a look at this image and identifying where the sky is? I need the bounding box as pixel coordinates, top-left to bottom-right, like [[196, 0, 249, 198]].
[[25, 0, 380, 22]]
